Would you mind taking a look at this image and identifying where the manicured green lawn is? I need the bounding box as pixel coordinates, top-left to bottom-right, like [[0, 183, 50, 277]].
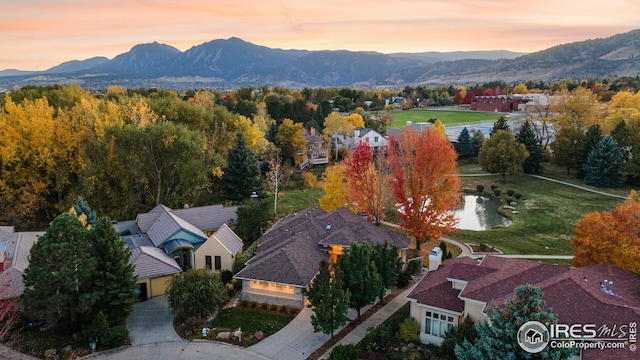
[[450, 174, 624, 255], [271, 188, 323, 218], [389, 109, 502, 128], [210, 307, 296, 337]]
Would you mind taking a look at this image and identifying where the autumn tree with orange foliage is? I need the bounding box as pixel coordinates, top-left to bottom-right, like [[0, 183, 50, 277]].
[[571, 192, 640, 275], [342, 142, 391, 225], [388, 127, 461, 250]]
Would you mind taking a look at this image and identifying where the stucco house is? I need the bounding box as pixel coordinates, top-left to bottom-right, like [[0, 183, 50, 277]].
[[406, 254, 640, 359], [117, 203, 242, 299], [333, 127, 387, 155], [234, 206, 411, 309]]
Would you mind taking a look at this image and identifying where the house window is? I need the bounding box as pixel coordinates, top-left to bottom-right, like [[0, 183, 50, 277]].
[[424, 311, 454, 337], [214, 256, 221, 271], [205, 256, 212, 270], [374, 136, 379, 142]]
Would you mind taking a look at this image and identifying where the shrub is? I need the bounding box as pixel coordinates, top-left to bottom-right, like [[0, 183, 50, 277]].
[[506, 189, 515, 196], [251, 301, 257, 309], [302, 172, 317, 189], [221, 270, 234, 284], [289, 308, 297, 315], [476, 184, 485, 194], [254, 331, 264, 341], [328, 344, 359, 360], [261, 303, 268, 310], [514, 192, 522, 200], [101, 326, 129, 348], [479, 243, 493, 252], [492, 188, 501, 196], [439, 316, 478, 360], [280, 306, 288, 313], [241, 300, 248, 308], [490, 184, 499, 191], [396, 271, 412, 288], [82, 311, 109, 340], [396, 317, 420, 342], [226, 283, 235, 297]]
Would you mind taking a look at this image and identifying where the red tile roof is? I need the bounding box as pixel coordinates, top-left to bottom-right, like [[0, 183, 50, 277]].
[[408, 256, 640, 359]]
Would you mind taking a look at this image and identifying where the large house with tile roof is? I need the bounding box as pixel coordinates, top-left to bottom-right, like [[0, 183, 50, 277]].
[[407, 255, 640, 359], [234, 206, 411, 309]]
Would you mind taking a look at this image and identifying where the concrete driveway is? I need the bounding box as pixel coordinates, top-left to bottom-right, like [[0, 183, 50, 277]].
[[248, 307, 333, 360], [126, 295, 181, 345]]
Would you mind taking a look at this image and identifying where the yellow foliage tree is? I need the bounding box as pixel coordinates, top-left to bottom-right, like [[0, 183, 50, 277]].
[[344, 113, 365, 128], [512, 84, 528, 94], [318, 164, 347, 211], [322, 112, 354, 142], [603, 91, 640, 143], [432, 120, 446, 138], [234, 115, 265, 150], [0, 96, 57, 223]]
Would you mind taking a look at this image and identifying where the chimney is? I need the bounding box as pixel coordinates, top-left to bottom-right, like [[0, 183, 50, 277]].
[[428, 247, 443, 271], [310, 127, 316, 136]]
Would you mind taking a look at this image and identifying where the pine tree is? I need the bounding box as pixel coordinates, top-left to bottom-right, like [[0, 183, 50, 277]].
[[455, 285, 573, 360], [302, 260, 350, 338], [454, 127, 474, 158], [489, 116, 510, 136], [610, 120, 633, 162], [516, 120, 545, 174], [266, 121, 278, 144], [90, 217, 138, 326], [583, 135, 625, 187], [627, 144, 640, 184], [439, 316, 477, 360], [222, 131, 264, 202], [576, 124, 602, 179], [372, 243, 403, 302], [471, 129, 485, 156], [337, 241, 383, 317], [22, 213, 96, 329]]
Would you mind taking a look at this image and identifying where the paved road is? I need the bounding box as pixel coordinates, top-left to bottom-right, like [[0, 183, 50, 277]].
[[83, 341, 269, 360]]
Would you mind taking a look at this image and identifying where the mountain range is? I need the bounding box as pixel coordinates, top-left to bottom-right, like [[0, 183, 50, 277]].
[[1, 29, 639, 90]]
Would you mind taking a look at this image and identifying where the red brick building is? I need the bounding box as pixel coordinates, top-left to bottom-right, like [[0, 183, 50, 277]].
[[470, 95, 530, 112]]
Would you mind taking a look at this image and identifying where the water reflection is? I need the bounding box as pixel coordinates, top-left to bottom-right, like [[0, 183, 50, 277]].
[[451, 195, 512, 230]]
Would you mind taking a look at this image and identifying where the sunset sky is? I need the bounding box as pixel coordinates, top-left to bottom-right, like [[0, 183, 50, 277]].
[[2, 0, 639, 71]]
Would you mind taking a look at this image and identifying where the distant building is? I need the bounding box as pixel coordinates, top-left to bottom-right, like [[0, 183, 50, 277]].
[[470, 95, 530, 112]]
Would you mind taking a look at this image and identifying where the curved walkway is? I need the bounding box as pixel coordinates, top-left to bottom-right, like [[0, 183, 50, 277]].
[[459, 173, 626, 199]]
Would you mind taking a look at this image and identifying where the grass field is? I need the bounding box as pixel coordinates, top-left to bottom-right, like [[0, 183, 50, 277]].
[[210, 307, 296, 337], [389, 109, 502, 128], [274, 158, 631, 256], [451, 173, 624, 255]]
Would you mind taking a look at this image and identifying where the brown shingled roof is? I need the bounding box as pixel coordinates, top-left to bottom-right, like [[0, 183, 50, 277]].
[[235, 206, 411, 287]]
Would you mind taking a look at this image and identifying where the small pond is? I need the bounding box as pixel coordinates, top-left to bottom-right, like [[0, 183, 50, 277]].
[[451, 195, 512, 230]]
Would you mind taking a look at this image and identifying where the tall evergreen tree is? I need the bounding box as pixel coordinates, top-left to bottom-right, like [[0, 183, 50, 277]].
[[516, 120, 545, 174], [222, 131, 264, 202], [575, 124, 602, 179], [302, 260, 350, 338], [583, 135, 625, 187], [489, 116, 510, 136], [90, 217, 138, 326], [337, 241, 383, 317], [610, 120, 633, 162], [266, 121, 278, 144], [314, 102, 325, 130], [22, 213, 96, 329], [470, 129, 485, 156], [371, 243, 403, 303], [455, 285, 573, 360], [454, 127, 474, 158]]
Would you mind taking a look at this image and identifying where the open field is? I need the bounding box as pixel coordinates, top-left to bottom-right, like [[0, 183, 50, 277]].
[[276, 159, 631, 257], [389, 109, 502, 128], [451, 173, 624, 255]]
